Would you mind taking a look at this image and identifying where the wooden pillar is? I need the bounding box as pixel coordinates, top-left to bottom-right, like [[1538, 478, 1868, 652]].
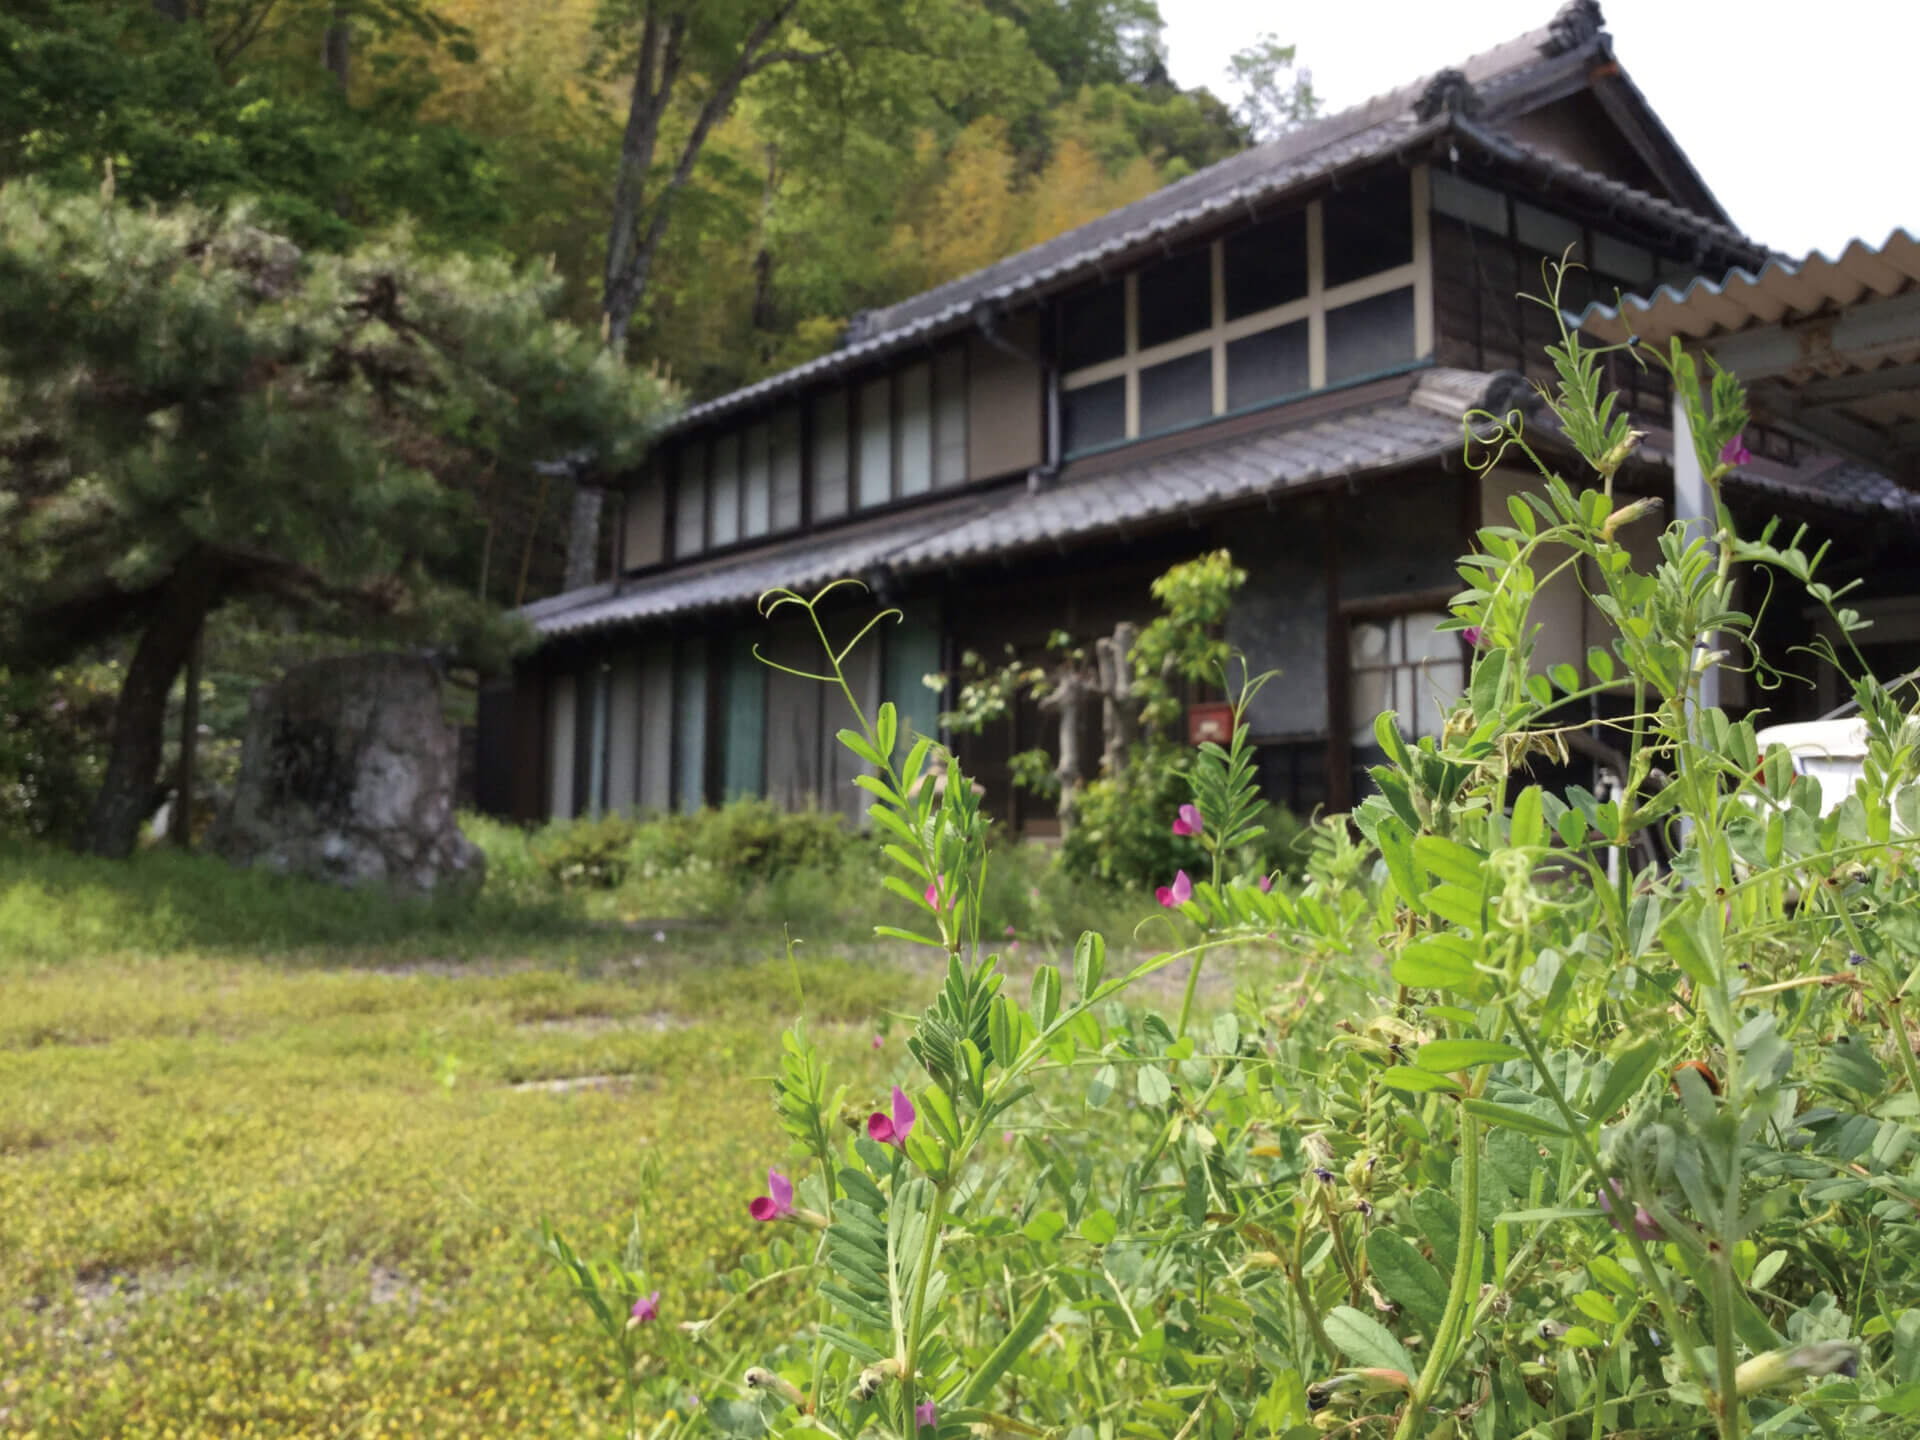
[[173, 625, 202, 849], [1324, 493, 1352, 813]]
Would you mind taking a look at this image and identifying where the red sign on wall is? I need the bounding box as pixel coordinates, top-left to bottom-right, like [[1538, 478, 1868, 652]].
[[1187, 702, 1234, 747]]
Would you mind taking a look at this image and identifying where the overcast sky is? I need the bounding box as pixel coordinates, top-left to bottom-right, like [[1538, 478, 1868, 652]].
[[1160, 1, 1916, 260]]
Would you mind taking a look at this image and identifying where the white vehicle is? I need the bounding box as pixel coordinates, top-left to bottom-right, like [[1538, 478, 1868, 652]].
[[1752, 665, 1920, 818], [1753, 711, 1871, 818]]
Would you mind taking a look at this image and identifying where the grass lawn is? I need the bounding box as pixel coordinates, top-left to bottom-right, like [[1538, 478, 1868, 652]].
[[0, 844, 954, 1439]]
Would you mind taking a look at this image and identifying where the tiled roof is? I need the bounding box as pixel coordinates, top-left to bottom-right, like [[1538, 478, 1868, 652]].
[[1725, 458, 1920, 521], [653, 2, 1757, 440], [529, 370, 1511, 636]]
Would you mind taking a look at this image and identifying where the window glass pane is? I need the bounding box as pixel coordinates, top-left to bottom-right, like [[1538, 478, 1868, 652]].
[[742, 420, 771, 538], [1062, 377, 1126, 455], [884, 614, 943, 747], [1429, 171, 1508, 234], [1226, 320, 1309, 411], [709, 430, 740, 546], [1137, 247, 1213, 351], [722, 632, 765, 799], [1326, 287, 1416, 385], [1137, 349, 1213, 435], [1324, 168, 1413, 288], [933, 346, 967, 487], [897, 362, 933, 497], [1592, 232, 1654, 286], [811, 390, 849, 520], [1059, 281, 1125, 371], [1224, 211, 1309, 319], [857, 376, 892, 507], [673, 444, 706, 556], [1515, 202, 1582, 258], [673, 645, 707, 813], [770, 407, 802, 530], [584, 666, 609, 817]]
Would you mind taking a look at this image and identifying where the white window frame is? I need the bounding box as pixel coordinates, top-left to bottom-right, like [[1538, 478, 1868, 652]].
[[1061, 165, 1432, 450]]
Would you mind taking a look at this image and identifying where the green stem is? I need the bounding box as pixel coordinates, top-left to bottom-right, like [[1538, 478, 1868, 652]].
[[899, 1182, 950, 1431], [1393, 1103, 1480, 1440], [1501, 1004, 1716, 1405], [1176, 951, 1205, 1039]]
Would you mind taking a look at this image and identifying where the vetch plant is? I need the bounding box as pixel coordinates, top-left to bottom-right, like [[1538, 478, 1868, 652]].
[[541, 288, 1920, 1439]]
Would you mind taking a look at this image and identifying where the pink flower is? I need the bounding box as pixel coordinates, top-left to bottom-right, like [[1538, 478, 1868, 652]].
[[924, 874, 947, 911], [868, 1085, 916, 1147], [628, 1290, 660, 1326], [1597, 1181, 1662, 1241], [871, 1033, 885, 1050], [748, 1168, 794, 1222], [1719, 433, 1751, 468], [1004, 923, 1017, 937], [1155, 870, 1193, 908], [1171, 803, 1204, 837], [1258, 873, 1274, 893], [1462, 626, 1486, 649], [915, 1400, 939, 1429]]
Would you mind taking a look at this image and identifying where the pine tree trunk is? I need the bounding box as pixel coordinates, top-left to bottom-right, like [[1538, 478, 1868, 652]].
[[564, 486, 603, 592], [82, 562, 224, 859]]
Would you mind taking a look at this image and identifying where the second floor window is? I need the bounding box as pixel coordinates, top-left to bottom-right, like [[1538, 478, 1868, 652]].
[[664, 343, 967, 560], [1057, 164, 1431, 459]]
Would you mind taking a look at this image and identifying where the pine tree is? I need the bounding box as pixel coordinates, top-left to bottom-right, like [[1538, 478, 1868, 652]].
[[0, 180, 671, 857]]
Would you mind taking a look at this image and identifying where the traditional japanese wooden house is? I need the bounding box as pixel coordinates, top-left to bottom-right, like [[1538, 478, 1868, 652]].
[[475, 1, 1920, 829]]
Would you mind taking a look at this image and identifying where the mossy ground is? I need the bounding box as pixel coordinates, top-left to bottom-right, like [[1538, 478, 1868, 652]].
[[0, 842, 941, 1438]]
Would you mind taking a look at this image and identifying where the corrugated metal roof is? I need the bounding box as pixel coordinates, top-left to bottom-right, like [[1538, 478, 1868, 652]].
[[653, 3, 1761, 440], [1576, 229, 1920, 345], [530, 370, 1506, 636], [1576, 229, 1920, 483]]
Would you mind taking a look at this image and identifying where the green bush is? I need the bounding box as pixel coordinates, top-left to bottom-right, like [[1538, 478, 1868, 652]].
[[1060, 746, 1308, 891]]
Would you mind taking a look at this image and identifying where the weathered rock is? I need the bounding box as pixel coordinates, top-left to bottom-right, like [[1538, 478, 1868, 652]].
[[211, 654, 485, 896]]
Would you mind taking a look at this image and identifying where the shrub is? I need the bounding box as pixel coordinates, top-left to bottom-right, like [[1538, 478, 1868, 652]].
[[1060, 745, 1308, 891]]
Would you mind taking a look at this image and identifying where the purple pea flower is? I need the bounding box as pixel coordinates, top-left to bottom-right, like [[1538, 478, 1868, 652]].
[[915, 1400, 939, 1429], [868, 1085, 916, 1147], [1719, 434, 1752, 468], [872, 1032, 885, 1050], [1172, 803, 1204, 838], [1462, 625, 1486, 649], [1258, 873, 1274, 893], [628, 1290, 660, 1327], [1597, 1180, 1663, 1241], [924, 875, 946, 911], [748, 1168, 794, 1222], [1155, 870, 1193, 908]]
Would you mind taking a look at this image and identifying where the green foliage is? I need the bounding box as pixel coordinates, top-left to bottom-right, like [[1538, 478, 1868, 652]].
[[0, 0, 505, 253], [0, 179, 667, 658], [545, 308, 1920, 1440], [0, 662, 114, 842], [1131, 547, 1246, 729], [0, 827, 577, 961]]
